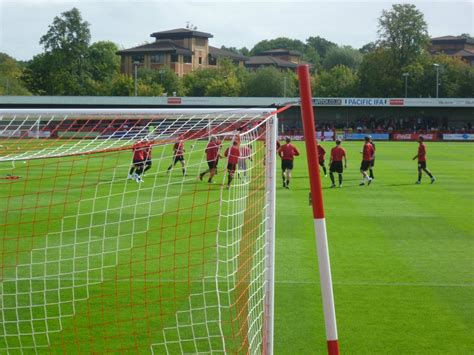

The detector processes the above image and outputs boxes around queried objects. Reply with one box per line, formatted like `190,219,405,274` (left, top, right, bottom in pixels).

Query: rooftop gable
150,28,213,40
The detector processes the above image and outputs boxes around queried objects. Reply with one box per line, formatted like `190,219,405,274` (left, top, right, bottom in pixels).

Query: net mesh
0,109,277,354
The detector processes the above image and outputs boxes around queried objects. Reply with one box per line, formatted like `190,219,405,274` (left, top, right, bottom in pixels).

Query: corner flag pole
297,64,340,355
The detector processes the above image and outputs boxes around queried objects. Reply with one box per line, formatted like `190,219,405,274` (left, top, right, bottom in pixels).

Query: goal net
0,108,278,354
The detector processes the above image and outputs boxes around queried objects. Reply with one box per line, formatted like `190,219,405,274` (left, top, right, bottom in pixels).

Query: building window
131,54,144,63
195,38,206,46
150,54,164,64
171,54,179,63
208,55,217,66
198,57,202,65
184,55,192,64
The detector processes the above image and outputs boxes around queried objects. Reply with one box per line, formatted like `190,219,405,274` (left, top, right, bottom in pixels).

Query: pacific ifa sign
392,133,439,141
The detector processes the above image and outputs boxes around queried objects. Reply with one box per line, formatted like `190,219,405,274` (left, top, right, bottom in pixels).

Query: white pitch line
2,277,472,288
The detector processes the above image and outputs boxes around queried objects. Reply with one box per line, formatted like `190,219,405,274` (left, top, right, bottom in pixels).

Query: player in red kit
238,144,252,180
129,138,153,183
359,136,374,186
329,139,347,188
199,136,221,183
368,135,376,179
224,140,240,189
167,140,187,176
277,137,300,189
413,136,436,184
317,143,327,177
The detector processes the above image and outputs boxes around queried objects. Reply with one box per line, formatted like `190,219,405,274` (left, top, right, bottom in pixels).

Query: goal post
0,108,278,354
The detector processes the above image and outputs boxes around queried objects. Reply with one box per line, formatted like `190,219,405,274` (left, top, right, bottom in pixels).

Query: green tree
313,65,358,97
86,41,120,82
0,53,31,95
419,55,474,98
108,74,134,96
183,68,221,96
250,37,320,65
40,7,90,55
245,67,297,97
377,4,429,69
23,7,91,95
358,48,401,97
306,36,337,60
250,38,307,56
323,45,363,71
359,42,377,54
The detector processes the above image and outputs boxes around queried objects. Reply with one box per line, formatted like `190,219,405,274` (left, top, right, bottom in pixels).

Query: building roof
150,28,213,40
208,46,249,61
245,56,299,68
258,49,302,57
431,35,474,45
453,49,474,58
117,40,192,56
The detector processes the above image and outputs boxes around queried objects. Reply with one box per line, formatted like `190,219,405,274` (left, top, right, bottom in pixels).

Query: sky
0,0,473,61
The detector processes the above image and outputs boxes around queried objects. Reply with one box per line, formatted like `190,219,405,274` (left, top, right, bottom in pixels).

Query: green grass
1,140,473,354
275,141,474,354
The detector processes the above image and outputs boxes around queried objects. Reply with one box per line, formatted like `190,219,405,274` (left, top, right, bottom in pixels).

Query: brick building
429,36,474,66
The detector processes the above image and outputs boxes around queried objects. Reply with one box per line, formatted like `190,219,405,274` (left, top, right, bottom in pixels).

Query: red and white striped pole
297,64,340,355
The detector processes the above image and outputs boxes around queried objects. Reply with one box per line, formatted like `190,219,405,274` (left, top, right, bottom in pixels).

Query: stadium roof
208,46,249,61
116,40,192,55
150,28,213,40
258,49,302,57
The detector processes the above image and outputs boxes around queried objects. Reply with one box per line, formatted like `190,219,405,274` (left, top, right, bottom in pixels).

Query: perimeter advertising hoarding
442,134,474,141
392,133,439,141
277,131,335,141
345,133,389,140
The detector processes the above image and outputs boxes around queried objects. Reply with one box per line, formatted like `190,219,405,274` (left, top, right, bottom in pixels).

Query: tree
24,7,92,95
40,7,90,55
250,38,307,56
0,53,31,95
313,65,358,97
245,67,297,97
358,48,401,97
182,68,221,96
87,41,120,82
250,37,321,66
323,46,363,71
377,4,429,69
359,42,377,54
306,36,337,60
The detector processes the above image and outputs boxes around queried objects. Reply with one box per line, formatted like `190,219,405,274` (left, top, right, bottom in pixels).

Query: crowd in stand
282,117,473,135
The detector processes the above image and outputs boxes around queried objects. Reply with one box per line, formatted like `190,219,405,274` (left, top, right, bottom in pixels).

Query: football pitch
1,140,473,354
275,141,473,354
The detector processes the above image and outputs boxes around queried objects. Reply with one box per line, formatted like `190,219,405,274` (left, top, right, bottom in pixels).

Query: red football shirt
206,141,220,161
362,142,374,161
317,145,326,162
418,143,426,162
174,141,184,156
132,142,146,161
330,146,346,162
278,143,300,161
225,146,240,165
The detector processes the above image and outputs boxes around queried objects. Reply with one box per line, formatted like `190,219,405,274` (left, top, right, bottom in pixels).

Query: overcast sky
0,0,472,61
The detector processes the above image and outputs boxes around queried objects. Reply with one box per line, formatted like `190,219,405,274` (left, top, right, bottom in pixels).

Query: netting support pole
263,114,277,355
297,65,340,355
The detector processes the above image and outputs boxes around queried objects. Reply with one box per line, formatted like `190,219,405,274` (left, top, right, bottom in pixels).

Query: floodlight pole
402,72,409,98
433,63,440,98
133,61,140,97
297,64,340,355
